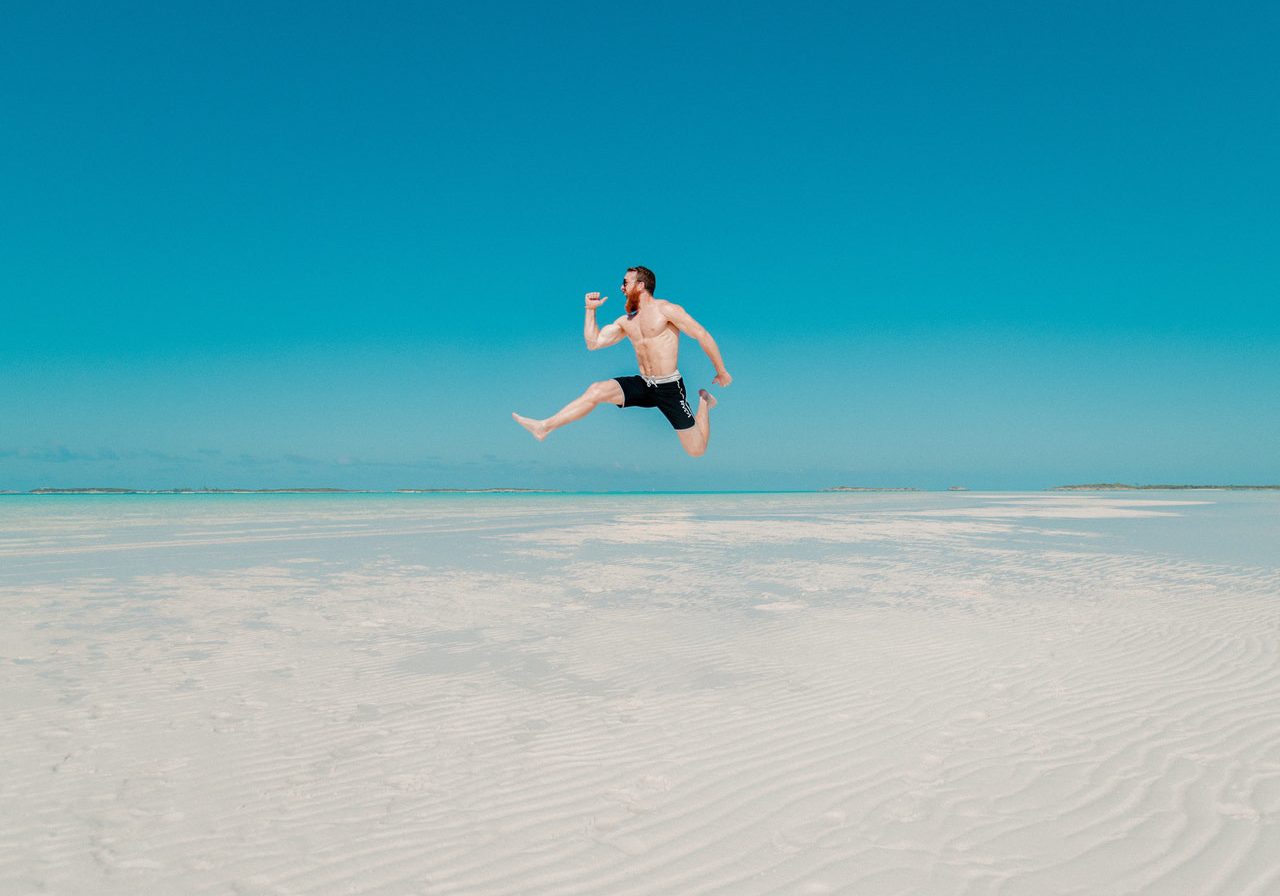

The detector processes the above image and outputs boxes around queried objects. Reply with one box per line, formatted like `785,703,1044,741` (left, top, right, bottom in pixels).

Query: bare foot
698,389,717,411
512,412,548,441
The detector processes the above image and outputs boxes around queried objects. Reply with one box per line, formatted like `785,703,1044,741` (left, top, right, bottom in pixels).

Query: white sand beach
2,492,1278,895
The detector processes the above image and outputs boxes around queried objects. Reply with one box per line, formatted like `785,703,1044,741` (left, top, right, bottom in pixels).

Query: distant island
395,488,559,494
825,486,919,492
1053,484,1280,491
17,487,561,495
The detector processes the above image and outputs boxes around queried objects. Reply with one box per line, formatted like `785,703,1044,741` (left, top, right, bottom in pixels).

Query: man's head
623,266,655,316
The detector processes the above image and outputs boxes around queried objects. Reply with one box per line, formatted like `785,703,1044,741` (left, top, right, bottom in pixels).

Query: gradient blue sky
3,0,1277,490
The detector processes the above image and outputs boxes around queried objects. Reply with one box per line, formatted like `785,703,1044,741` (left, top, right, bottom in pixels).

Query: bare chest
621,311,677,345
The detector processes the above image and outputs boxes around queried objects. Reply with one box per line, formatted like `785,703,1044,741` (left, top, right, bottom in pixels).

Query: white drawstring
641,370,681,387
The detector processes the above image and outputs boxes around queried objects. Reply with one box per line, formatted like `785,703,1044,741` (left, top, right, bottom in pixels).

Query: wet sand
3,492,1278,895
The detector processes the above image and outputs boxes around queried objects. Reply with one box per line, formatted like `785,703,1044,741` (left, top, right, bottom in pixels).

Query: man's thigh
675,424,705,454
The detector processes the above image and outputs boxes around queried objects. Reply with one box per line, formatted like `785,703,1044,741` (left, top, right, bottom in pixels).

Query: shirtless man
512,266,732,457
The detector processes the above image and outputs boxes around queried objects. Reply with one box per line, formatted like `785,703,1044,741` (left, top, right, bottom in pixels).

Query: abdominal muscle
627,322,680,377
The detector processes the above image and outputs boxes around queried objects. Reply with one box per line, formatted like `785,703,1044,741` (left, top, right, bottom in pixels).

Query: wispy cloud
3,444,457,471
334,454,447,469
0,444,132,463
226,453,281,468
2,445,297,467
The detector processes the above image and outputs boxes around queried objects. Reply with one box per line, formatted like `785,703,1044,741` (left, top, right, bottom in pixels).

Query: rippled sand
3,492,1278,895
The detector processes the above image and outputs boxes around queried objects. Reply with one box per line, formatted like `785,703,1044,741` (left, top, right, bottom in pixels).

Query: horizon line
4,484,1280,497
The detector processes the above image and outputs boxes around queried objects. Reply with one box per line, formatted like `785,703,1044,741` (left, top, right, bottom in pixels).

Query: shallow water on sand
4,489,1276,577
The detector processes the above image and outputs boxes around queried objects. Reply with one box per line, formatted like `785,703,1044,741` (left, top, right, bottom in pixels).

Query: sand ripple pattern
2,493,1278,895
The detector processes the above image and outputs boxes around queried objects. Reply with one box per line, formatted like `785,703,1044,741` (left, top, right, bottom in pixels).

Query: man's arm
662,302,732,386
583,293,627,351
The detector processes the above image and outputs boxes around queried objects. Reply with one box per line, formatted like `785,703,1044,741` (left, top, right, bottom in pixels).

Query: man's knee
681,436,706,458
586,380,619,404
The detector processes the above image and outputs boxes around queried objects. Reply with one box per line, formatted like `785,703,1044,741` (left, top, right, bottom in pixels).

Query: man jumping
512,266,732,457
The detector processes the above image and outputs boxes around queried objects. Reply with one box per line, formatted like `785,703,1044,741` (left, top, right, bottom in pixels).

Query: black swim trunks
614,373,696,431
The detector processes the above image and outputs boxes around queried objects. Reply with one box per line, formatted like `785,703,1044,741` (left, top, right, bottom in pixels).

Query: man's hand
713,371,733,387
585,292,608,309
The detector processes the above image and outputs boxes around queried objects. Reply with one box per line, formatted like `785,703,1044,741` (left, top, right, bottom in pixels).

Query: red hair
626,266,655,316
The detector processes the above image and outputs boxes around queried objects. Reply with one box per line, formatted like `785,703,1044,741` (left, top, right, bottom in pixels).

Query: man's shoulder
654,298,685,315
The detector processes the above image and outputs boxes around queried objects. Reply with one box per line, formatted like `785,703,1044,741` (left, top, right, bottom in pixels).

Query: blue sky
3,0,1277,490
